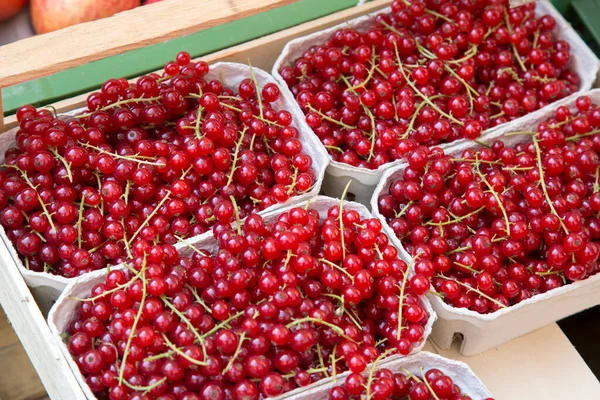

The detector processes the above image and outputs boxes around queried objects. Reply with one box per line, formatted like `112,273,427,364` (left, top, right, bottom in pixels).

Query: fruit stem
319,258,355,282
365,349,395,400
564,130,600,141
425,206,484,227
222,332,247,374
396,260,412,341
248,61,264,119
127,191,171,246
227,128,248,186
122,376,167,395
80,142,166,167
5,165,57,232
473,156,511,235
49,148,73,182
229,195,243,235
161,333,208,366
187,284,212,313
420,367,442,400
394,45,464,126
306,104,355,130
75,96,162,119
339,180,353,260
437,274,507,308
118,262,147,386
286,317,354,342
77,194,86,248
161,295,208,360
201,310,245,339
347,52,377,91
532,137,568,234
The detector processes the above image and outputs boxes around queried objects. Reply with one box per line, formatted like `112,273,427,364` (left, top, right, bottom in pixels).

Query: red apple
31,0,141,34
0,0,27,22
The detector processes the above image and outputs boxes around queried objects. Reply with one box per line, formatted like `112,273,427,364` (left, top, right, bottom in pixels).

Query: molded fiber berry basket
0,62,329,313
370,89,600,356
272,0,600,206
271,351,494,400
48,195,436,399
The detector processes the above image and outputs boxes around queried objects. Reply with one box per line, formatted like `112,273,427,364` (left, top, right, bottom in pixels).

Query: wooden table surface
2,304,598,400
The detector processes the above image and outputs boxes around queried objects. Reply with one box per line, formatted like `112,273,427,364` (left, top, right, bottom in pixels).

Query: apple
0,0,27,22
31,0,141,34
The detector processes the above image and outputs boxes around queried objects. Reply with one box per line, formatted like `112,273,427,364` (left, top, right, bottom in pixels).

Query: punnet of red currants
327,361,494,400
279,0,580,170
378,94,600,314
63,201,432,399
0,52,317,278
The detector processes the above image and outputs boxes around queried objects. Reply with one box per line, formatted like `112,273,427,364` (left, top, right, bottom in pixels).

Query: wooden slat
0,308,47,400
1,0,393,132
424,323,600,400
0,0,296,89
0,236,85,399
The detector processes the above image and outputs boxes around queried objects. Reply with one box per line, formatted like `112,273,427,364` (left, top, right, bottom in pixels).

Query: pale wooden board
0,236,85,399
424,323,600,400
0,307,48,400
0,0,296,89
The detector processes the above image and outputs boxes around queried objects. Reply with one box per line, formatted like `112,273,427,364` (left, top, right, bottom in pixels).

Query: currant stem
248,61,264,119
118,262,147,386
229,195,242,235
394,45,464,126
161,333,208,366
222,332,247,374
161,295,208,360
306,104,355,130
437,274,507,308
49,148,73,182
80,142,166,167
122,376,167,395
227,128,247,186
473,156,511,234
77,194,86,248
11,167,57,231
396,260,412,341
339,180,353,260
319,258,354,282
75,96,162,119
532,137,568,234
127,191,171,246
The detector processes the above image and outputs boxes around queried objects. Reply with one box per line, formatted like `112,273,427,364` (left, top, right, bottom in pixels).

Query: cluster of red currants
279,0,579,170
329,364,494,400
378,95,600,314
0,52,315,277
65,203,430,399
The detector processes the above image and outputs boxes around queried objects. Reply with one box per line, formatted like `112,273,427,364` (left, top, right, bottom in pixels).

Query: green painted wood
3,0,358,115
571,0,600,54
551,0,571,14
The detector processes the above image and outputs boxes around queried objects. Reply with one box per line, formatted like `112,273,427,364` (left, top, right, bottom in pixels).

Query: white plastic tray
272,0,599,205
371,89,600,355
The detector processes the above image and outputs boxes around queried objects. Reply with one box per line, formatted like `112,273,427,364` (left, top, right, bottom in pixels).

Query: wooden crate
0,1,599,399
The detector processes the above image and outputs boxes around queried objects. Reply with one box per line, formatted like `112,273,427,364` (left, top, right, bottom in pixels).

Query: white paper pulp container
48,195,436,399
271,351,494,400
272,0,599,206
0,62,329,311
371,89,600,356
